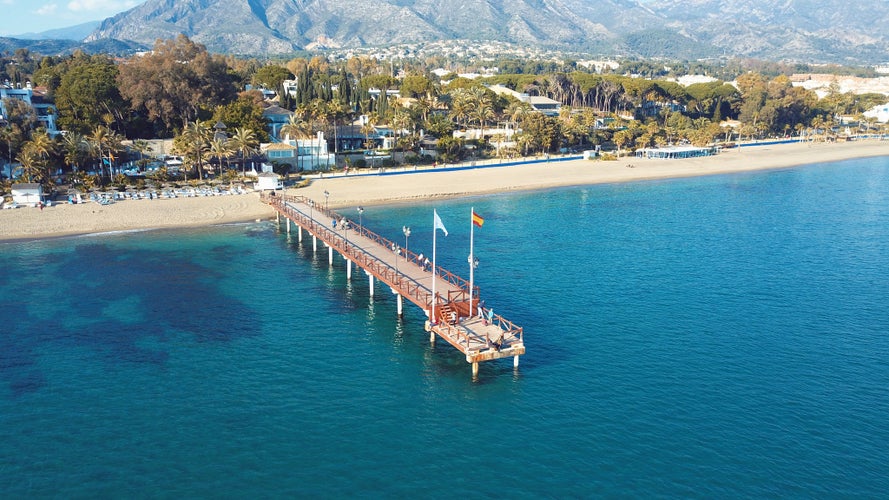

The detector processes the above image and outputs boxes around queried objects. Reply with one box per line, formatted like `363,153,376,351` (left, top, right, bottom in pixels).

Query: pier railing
266,193,524,342
262,192,525,373
271,194,474,292
266,194,437,309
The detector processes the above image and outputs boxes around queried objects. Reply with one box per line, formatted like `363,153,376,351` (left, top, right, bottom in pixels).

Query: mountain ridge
65,0,889,63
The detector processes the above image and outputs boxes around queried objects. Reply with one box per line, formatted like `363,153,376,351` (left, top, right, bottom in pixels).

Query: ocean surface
3,156,889,497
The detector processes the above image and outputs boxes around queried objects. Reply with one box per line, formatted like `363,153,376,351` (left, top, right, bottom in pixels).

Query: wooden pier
262,193,525,376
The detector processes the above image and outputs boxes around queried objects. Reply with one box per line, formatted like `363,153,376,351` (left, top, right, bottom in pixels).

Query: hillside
0,37,146,56
71,0,889,63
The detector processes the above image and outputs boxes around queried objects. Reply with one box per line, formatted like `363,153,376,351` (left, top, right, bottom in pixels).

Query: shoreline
0,193,277,243
2,139,888,242
296,139,889,209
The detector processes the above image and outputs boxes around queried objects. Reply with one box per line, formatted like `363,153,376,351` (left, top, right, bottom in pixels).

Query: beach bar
262,192,525,377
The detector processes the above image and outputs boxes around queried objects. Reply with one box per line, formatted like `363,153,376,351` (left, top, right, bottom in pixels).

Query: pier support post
514,355,519,368
276,212,279,224
286,218,290,233
347,259,352,280
472,362,479,377
298,226,302,242
328,245,334,266
313,235,317,252
366,271,374,297
430,331,436,344
391,288,403,316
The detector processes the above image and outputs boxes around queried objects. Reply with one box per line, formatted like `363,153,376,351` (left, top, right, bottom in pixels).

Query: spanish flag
472,211,484,227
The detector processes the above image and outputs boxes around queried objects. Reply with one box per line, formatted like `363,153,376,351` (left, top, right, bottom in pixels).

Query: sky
0,0,139,36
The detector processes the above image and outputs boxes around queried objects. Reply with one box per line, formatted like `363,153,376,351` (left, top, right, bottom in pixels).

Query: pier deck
263,193,525,373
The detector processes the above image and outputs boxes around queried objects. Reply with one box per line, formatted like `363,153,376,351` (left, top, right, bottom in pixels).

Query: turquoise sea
2,156,889,497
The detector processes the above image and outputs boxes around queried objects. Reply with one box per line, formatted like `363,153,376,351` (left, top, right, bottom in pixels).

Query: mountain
13,21,101,41
647,0,889,64
80,0,889,63
0,37,147,56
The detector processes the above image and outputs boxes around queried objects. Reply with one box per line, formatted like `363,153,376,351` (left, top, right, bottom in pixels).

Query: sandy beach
2,139,888,241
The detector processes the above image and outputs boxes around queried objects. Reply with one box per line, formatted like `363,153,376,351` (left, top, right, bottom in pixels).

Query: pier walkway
263,193,525,376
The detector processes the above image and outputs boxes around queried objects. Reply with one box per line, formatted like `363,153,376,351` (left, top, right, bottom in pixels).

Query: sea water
2,156,889,497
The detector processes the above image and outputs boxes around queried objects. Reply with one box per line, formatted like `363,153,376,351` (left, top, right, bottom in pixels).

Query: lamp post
324,190,329,211
402,225,411,258
357,206,364,228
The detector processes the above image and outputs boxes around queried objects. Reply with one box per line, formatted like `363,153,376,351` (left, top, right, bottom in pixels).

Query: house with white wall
0,82,59,135
864,103,889,123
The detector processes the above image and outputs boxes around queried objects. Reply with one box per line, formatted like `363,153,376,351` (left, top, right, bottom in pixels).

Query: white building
262,131,335,171
0,82,59,135
487,84,561,116
863,103,889,123
253,172,283,191
10,183,44,206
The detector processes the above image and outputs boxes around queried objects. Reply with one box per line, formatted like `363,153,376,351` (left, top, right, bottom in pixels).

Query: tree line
2,34,888,192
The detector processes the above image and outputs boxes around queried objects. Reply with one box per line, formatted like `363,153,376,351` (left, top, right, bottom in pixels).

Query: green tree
400,74,435,98
212,91,270,142
228,127,258,174
62,132,89,172
208,138,232,174
53,55,125,134
280,114,312,142
253,65,293,91
117,35,236,133
175,121,211,181
88,125,123,179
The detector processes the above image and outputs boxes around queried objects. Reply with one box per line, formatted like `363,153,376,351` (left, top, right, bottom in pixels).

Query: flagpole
469,206,475,317
431,210,437,323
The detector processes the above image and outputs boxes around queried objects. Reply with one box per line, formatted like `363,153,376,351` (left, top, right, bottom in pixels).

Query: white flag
434,209,448,236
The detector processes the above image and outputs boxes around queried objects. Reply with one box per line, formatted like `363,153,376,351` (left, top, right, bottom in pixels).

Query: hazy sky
0,0,138,36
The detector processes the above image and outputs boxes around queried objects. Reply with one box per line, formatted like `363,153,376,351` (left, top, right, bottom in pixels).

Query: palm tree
208,138,232,175
131,139,152,169
228,127,258,175
17,146,43,183
515,133,536,158
360,113,380,165
62,133,89,173
472,101,495,147
280,115,312,170
28,131,56,167
0,125,16,179
280,114,312,142
414,94,436,124
507,101,533,131
88,125,122,180
449,88,472,130
180,121,211,181
613,129,633,157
